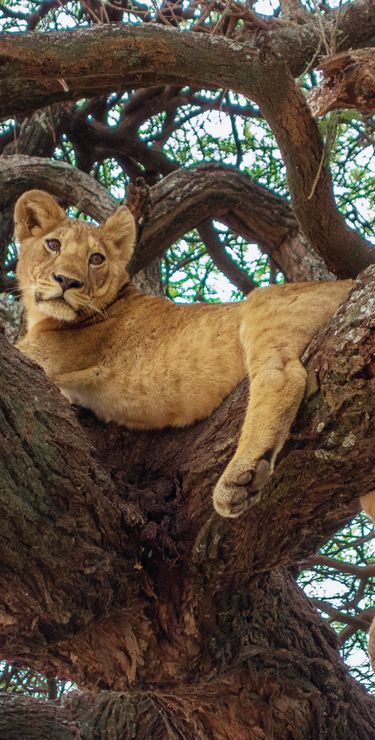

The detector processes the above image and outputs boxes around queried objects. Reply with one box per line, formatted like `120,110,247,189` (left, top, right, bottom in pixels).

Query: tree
0,1,374,737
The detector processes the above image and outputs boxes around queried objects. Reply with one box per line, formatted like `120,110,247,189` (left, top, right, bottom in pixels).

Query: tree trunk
1,568,374,739
0,266,374,736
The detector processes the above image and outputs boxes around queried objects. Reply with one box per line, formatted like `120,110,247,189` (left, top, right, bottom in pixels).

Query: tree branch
197,219,256,294
300,554,375,578
0,24,372,276
0,155,332,283
0,694,80,740
310,599,375,633
239,0,375,76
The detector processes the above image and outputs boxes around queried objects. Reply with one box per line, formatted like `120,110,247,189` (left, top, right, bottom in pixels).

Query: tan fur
14,190,374,521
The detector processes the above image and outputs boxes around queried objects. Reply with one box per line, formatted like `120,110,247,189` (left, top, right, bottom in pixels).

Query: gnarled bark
308,48,375,117
1,569,374,740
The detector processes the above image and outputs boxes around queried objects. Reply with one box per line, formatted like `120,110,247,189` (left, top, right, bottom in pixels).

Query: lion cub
15,190,355,518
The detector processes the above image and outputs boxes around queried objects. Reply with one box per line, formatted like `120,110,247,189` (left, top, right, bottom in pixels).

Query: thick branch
0,25,272,115
0,25,373,276
0,155,331,283
0,694,80,740
250,58,375,278
1,2,374,102
136,163,333,281
0,154,114,221
0,572,374,740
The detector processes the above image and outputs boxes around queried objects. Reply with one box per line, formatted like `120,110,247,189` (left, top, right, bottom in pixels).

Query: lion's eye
46,239,61,253
89,252,105,266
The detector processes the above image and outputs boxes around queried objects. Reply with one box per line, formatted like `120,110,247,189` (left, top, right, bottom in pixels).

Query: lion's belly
61,351,245,430
61,381,139,426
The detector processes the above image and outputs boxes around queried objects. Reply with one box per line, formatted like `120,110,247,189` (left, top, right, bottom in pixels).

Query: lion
14,189,375,525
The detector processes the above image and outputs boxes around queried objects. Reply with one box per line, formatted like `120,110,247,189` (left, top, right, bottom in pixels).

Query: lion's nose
53,273,83,292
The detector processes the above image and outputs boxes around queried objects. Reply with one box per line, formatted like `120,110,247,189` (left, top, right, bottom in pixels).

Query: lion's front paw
213,458,271,518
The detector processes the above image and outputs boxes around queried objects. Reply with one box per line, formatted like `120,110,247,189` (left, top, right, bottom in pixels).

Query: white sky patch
253,0,280,15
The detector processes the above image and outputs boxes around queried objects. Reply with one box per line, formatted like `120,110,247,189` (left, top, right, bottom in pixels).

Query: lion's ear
14,190,66,242
99,206,136,264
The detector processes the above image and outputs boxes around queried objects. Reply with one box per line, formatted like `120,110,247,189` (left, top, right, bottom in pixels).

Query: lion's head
15,190,136,326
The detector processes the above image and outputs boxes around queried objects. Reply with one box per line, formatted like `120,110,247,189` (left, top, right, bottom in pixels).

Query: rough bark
0,25,281,114
0,694,80,740
2,0,375,102
0,25,373,277
0,328,138,656
0,268,374,736
1,570,375,739
0,293,22,343
308,48,375,117
0,155,332,283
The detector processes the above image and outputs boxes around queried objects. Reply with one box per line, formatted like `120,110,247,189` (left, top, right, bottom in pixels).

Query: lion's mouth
35,291,64,304
35,292,76,310
33,290,79,321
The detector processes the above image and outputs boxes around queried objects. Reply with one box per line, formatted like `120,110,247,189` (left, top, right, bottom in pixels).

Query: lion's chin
37,298,78,322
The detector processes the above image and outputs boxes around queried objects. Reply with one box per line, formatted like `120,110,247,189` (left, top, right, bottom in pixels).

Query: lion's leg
213,281,352,519
213,350,307,518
